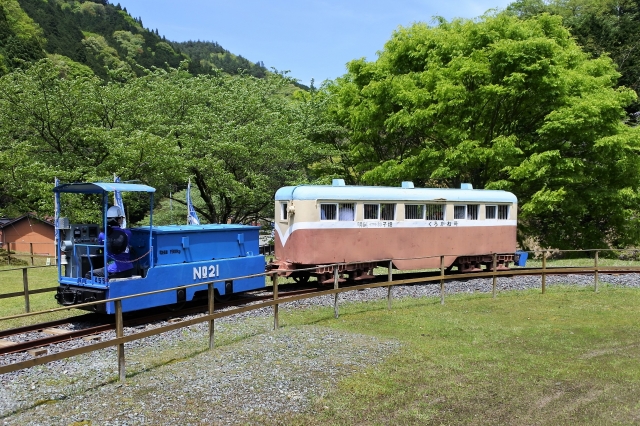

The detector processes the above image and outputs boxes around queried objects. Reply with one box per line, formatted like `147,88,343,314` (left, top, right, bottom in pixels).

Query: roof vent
401,181,414,188
461,183,473,190
332,179,345,186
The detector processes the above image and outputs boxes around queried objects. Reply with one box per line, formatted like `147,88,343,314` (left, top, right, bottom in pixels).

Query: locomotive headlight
287,205,295,214
61,240,73,251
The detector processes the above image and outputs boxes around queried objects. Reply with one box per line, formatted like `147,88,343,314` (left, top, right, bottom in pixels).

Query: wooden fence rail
1,242,57,267
0,265,58,313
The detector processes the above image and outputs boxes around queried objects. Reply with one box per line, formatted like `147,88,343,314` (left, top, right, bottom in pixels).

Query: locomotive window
485,205,497,219
281,202,288,221
467,204,479,220
339,203,355,221
364,204,379,220
454,205,466,220
405,204,425,220
498,205,509,220
425,204,445,221
320,203,337,220
381,204,396,221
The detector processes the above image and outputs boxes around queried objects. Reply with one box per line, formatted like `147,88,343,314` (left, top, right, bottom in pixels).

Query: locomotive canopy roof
53,182,156,194
275,184,517,203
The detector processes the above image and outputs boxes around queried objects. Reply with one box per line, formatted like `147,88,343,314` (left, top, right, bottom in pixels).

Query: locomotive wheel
167,302,186,312
214,290,232,303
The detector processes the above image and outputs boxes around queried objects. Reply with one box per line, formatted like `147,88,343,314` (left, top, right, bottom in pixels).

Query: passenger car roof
275,185,517,203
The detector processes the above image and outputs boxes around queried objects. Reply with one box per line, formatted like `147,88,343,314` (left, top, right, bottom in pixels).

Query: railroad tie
28,348,47,357
41,328,72,336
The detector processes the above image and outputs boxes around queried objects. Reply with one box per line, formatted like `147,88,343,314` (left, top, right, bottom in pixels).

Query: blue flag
187,179,200,225
54,177,60,245
114,175,127,228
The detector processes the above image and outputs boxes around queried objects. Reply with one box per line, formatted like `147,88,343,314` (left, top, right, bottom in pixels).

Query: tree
325,12,640,249
0,59,176,222
507,0,640,121
0,59,107,219
128,66,329,224
0,59,330,225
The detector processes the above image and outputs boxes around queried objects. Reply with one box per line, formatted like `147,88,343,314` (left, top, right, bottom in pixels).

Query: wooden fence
1,242,57,267
1,249,639,378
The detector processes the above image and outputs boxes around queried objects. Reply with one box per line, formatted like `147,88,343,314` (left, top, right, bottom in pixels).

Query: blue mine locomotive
53,182,265,314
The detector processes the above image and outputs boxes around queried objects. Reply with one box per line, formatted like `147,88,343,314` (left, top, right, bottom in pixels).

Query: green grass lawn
269,285,640,425
0,266,84,328
2,261,640,424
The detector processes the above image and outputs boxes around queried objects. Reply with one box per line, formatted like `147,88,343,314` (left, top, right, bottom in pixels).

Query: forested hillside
0,0,267,79
173,40,266,78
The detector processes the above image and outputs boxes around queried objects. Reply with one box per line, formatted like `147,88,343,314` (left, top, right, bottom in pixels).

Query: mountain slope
0,0,268,79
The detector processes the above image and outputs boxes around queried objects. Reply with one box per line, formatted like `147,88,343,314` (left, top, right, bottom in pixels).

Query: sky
119,0,514,87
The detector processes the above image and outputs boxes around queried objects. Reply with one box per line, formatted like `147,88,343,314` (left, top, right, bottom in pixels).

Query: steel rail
0,313,101,338
0,288,322,356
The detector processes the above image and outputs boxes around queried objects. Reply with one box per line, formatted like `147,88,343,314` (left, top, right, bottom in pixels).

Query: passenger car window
425,204,445,221
364,204,379,220
320,203,337,220
405,204,424,220
338,203,355,221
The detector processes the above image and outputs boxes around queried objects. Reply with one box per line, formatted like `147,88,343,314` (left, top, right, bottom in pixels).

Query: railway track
0,286,322,356
2,266,637,357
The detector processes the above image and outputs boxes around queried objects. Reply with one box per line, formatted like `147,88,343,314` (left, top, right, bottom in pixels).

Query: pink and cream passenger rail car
270,180,521,283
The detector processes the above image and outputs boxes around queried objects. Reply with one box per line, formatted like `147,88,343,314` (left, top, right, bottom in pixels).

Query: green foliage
0,248,28,266
0,0,45,74
0,59,331,224
124,66,329,223
173,40,268,78
112,30,143,60
47,52,93,78
0,59,111,220
507,0,640,120
1,0,277,83
138,188,206,226
11,0,185,79
325,13,640,249
82,32,129,76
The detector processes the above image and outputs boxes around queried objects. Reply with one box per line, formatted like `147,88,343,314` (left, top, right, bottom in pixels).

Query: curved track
2,265,637,356
0,287,321,356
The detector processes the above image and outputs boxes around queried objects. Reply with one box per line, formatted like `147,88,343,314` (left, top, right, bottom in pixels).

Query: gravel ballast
1,273,638,425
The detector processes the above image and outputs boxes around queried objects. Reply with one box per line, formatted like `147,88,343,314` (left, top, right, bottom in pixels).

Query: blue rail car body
53,183,265,314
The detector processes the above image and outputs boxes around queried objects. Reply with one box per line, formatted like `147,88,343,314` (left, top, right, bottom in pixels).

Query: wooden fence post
208,283,215,350
440,255,445,305
29,243,34,266
22,268,30,313
272,273,279,329
115,299,125,381
541,251,547,294
594,250,599,293
492,253,497,299
387,260,393,310
334,265,339,319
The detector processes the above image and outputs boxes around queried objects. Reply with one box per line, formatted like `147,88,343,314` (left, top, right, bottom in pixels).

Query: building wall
2,219,55,255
